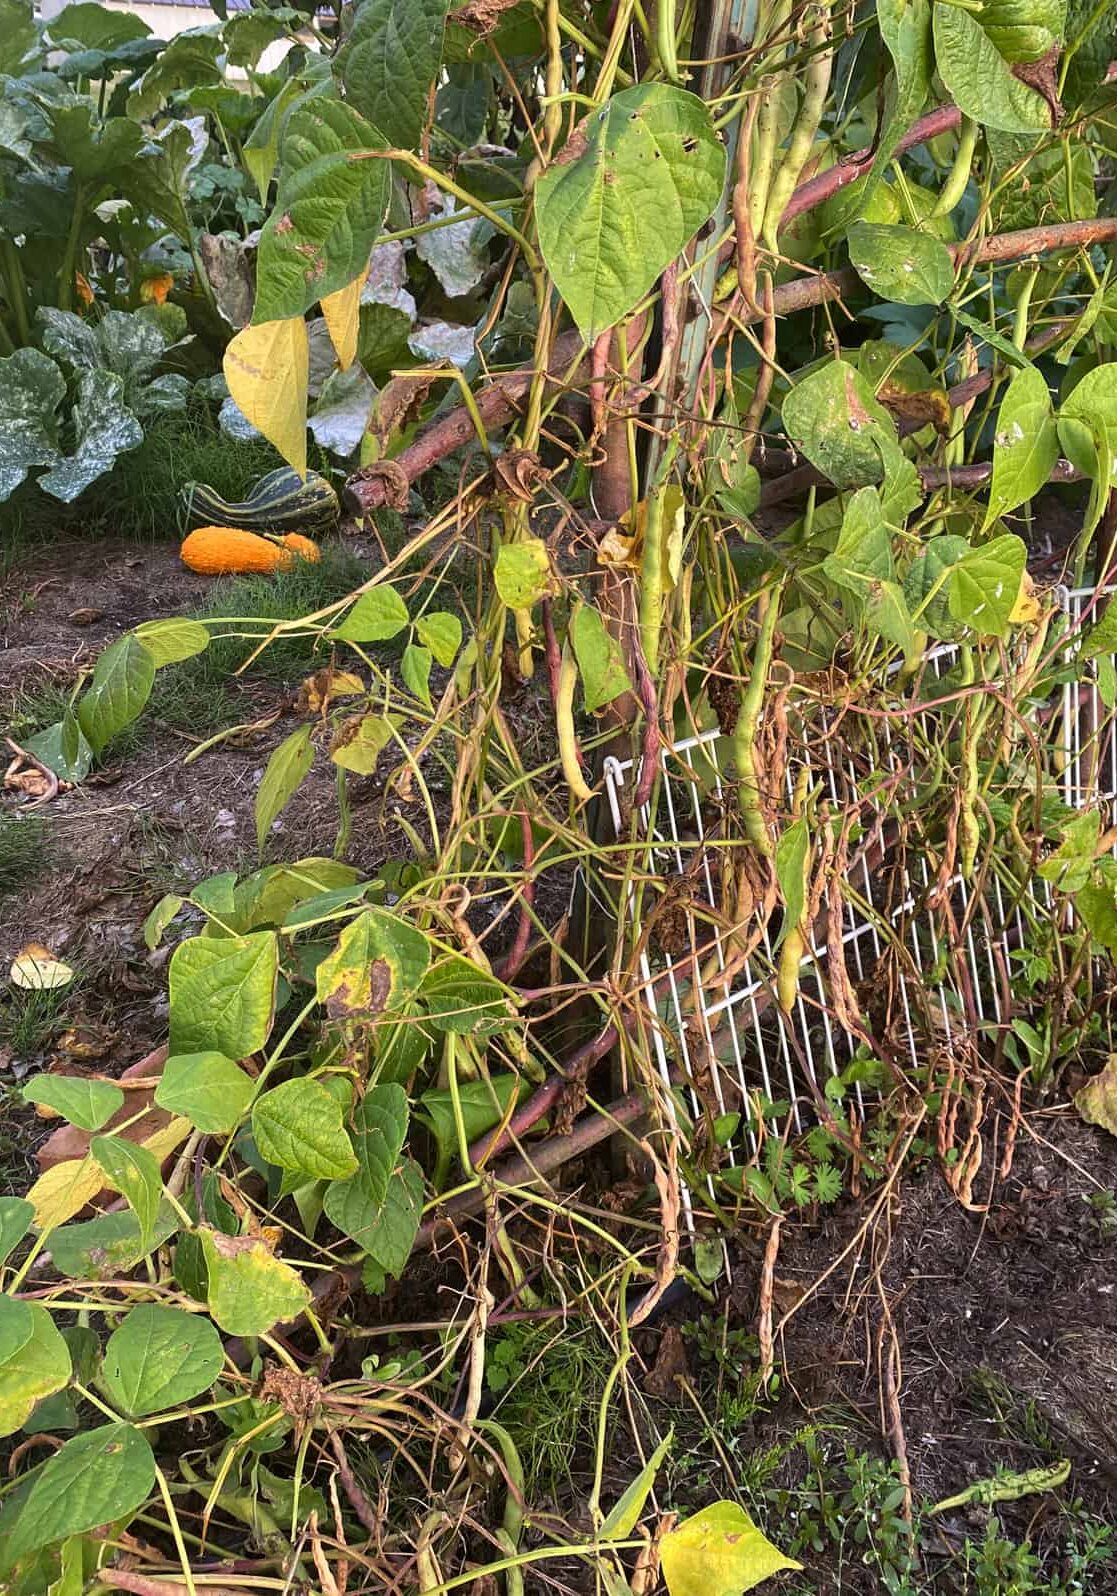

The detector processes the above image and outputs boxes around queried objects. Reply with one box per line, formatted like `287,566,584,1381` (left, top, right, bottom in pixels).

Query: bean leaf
0,1304,71,1438
256,724,314,852
91,1137,162,1250
339,0,453,150
570,604,632,713
200,1229,311,1336
415,611,462,666
334,586,410,643
847,222,954,306
253,1077,358,1179
100,1304,224,1417
22,1075,124,1132
76,634,155,755
6,1424,155,1558
985,365,1057,527
782,361,898,490
494,539,554,608
947,533,1028,637
133,618,210,666
660,1500,801,1596
536,84,725,340
0,1197,34,1267
169,931,278,1058
315,908,432,1016
154,1052,255,1134
255,99,392,322
401,642,433,709
932,4,1051,132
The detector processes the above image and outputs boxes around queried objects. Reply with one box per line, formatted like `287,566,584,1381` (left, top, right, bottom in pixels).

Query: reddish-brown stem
345,123,1105,520
468,1018,622,1169
741,271,777,464
540,597,563,706
589,327,611,435
732,95,760,315
759,455,1083,509
648,259,684,395
345,328,585,515
100,1575,207,1596
433,1079,650,1245
778,104,963,229
592,321,644,523
327,1430,379,1537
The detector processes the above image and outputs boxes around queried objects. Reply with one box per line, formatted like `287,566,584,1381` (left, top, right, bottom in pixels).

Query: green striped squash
181,468,340,534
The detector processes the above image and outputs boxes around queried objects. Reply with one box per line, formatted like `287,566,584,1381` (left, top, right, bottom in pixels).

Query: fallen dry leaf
57,1023,117,1062
644,1324,689,1398
1075,1056,1117,1138
10,944,74,991
3,767,57,800
296,668,364,716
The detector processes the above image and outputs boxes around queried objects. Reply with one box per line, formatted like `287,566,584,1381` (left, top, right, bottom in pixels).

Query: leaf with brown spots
254,100,392,323
535,83,725,339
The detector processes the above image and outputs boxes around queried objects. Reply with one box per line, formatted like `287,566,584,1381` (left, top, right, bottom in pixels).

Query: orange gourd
180,526,321,576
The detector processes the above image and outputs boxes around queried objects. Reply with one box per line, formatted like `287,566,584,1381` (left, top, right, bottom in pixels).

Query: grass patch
487,1320,612,1494
193,545,370,676
7,547,370,755
83,408,286,542
0,975,84,1059
146,545,369,736
0,402,334,555
3,549,367,772
0,812,50,897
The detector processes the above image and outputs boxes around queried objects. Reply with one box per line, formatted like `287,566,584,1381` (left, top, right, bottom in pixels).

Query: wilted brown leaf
1076,1057,1117,1137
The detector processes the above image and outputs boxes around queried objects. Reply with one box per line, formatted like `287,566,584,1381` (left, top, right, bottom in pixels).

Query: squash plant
0,0,318,505
4,0,1117,1591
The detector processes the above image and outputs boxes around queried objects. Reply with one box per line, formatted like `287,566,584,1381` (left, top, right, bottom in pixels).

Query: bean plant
4,0,1117,1592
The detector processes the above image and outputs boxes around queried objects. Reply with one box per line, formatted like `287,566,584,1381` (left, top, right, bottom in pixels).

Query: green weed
0,976,82,1059
487,1320,613,1493
0,811,50,896
746,1427,1114,1595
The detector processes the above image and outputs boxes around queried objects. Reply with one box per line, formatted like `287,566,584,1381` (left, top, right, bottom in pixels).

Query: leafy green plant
4,0,1117,1591
0,308,192,504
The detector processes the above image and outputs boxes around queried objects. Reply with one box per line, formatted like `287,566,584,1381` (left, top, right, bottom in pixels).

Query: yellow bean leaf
25,1158,104,1230
26,1118,191,1230
224,317,309,477
1010,569,1041,625
320,274,363,371
661,1501,801,1596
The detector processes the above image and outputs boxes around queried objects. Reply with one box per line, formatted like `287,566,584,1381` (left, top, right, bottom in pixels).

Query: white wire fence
603,585,1115,1221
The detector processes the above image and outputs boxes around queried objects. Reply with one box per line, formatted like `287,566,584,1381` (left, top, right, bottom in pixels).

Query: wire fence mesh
604,586,1117,1230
